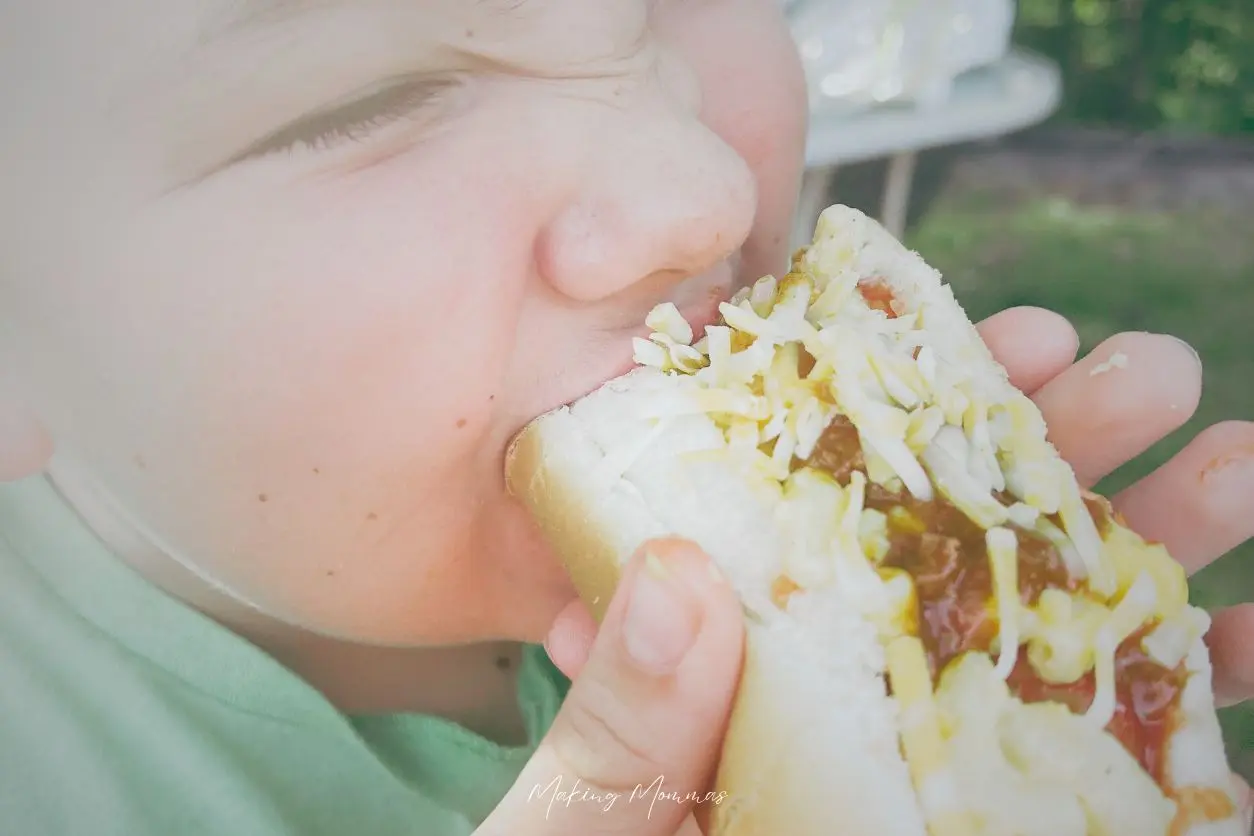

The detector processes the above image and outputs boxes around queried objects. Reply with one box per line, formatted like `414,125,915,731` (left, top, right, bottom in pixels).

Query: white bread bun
506,205,1244,835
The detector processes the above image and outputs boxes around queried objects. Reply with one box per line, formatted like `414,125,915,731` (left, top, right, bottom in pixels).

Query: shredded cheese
1058,479,1114,597
618,206,1208,835
887,636,981,836
875,569,920,640
1087,630,1120,730
859,508,891,562
777,469,842,589
1142,607,1210,670
645,302,694,345
632,336,669,369
988,527,1021,680
920,427,1008,528
1022,592,1106,684
1102,525,1189,621
1086,572,1160,728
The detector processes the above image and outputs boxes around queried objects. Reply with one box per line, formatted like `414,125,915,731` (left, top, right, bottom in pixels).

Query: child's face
0,0,806,646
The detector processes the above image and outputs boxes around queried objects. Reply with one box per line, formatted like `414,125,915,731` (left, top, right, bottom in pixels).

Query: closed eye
234,76,460,161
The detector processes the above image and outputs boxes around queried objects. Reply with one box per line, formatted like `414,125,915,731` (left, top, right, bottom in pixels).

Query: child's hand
477,539,743,836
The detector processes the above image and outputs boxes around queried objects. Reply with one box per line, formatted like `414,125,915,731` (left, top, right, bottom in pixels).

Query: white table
793,48,1063,247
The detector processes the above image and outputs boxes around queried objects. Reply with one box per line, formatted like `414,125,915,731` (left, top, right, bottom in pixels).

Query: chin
490,579,579,646
476,504,582,644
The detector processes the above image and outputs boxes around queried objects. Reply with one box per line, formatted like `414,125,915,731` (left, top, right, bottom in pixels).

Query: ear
0,366,53,481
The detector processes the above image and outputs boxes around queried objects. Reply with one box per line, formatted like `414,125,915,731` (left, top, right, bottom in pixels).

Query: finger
1112,420,1254,575
1029,332,1202,487
975,306,1080,394
482,538,744,835
544,600,598,681
1226,772,1253,834
1205,604,1254,708
676,814,705,836
1234,773,1254,834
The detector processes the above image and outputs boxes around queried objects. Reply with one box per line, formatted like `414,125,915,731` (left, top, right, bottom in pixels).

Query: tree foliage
1013,0,1252,134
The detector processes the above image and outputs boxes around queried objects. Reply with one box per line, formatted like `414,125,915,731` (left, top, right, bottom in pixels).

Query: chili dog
506,205,1244,836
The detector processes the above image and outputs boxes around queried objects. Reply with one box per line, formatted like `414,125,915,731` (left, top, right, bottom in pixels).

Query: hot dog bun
506,205,1245,836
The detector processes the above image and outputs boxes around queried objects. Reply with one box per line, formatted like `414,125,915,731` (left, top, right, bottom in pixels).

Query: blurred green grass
905,194,1254,779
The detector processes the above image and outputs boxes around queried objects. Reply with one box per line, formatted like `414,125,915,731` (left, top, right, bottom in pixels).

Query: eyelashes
240,77,461,160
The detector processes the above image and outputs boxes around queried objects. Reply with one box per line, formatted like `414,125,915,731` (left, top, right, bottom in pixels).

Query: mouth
600,259,738,381
519,256,746,427
667,256,741,339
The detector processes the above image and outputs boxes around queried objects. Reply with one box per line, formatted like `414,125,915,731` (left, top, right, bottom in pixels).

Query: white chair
786,0,1062,244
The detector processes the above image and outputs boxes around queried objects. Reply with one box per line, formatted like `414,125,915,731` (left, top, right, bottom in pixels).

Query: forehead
1,0,645,163
7,0,642,74
199,0,657,53
179,0,649,84
207,0,540,37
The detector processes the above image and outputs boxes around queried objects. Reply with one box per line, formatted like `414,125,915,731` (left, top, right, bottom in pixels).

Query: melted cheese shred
1085,572,1160,729
987,527,1020,681
887,637,981,836
623,206,1223,835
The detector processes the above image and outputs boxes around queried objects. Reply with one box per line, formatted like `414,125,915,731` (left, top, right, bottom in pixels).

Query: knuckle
550,677,666,795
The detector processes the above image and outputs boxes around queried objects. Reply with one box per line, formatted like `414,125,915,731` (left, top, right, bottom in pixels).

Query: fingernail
621,550,702,674
1169,335,1202,371
707,559,726,583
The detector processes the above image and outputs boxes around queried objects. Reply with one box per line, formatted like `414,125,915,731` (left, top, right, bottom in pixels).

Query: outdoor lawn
905,192,1254,778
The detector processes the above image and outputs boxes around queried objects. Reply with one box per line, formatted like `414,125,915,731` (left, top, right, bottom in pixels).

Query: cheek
30,151,544,579
42,163,566,639
165,152,537,423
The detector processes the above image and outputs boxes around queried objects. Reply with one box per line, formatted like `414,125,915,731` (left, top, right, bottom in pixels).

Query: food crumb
1090,351,1129,377
1199,447,1254,484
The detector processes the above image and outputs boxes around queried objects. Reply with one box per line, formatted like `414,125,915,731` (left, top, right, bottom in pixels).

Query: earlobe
0,391,53,482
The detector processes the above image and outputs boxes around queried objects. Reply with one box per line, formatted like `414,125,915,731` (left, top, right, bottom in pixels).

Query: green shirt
0,475,570,835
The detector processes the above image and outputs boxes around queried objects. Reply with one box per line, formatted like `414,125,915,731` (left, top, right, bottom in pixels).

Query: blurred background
787,0,1253,782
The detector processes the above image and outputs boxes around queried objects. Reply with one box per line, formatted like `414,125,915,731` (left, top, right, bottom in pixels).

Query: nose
536,90,758,303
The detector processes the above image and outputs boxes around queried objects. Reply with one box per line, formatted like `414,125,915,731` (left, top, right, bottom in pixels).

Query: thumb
478,538,744,835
